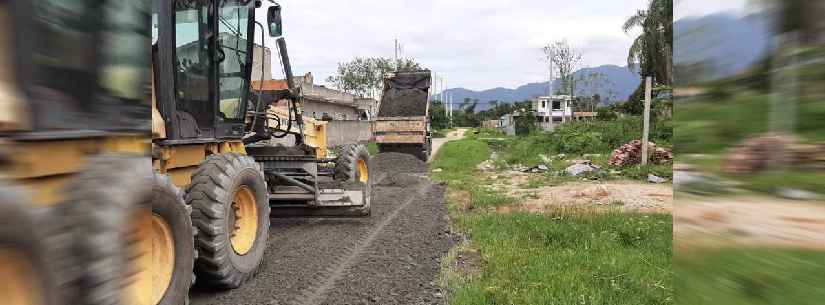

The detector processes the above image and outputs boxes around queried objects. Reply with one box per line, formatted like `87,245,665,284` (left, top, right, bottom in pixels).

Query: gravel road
191,153,453,305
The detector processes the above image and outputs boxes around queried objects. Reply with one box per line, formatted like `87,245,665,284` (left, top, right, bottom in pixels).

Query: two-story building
533,95,574,130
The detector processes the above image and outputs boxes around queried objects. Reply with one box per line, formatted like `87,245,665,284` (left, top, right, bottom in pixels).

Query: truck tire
187,153,269,289
424,138,433,161
0,185,64,305
64,155,195,305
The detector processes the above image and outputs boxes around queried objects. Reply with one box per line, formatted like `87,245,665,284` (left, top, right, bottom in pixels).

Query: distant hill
437,65,640,111
674,13,771,82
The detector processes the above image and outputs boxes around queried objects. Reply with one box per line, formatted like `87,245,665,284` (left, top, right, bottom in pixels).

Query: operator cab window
217,0,252,122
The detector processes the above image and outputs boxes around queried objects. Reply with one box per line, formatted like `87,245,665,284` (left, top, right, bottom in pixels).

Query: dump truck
374,71,433,161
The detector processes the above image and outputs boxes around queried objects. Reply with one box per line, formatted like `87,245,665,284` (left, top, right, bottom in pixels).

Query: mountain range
674,12,771,82
436,65,641,111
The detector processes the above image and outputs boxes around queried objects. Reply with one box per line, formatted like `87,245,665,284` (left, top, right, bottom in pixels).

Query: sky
255,0,650,91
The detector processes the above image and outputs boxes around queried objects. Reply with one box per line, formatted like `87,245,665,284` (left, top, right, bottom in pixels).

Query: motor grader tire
186,153,269,289
0,186,63,305
64,156,195,305
334,144,370,182
334,144,371,211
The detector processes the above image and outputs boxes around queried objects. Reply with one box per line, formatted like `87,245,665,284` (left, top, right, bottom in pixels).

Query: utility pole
641,77,652,166
448,92,454,127
394,38,399,71
441,76,447,114
547,53,554,97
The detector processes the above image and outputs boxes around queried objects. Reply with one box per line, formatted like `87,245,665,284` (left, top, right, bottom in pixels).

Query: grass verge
675,248,825,305
433,134,673,305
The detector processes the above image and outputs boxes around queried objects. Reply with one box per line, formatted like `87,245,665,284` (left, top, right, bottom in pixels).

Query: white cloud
256,0,647,90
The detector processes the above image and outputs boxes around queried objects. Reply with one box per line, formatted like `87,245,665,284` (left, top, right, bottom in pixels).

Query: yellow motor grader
0,1,158,305
151,0,371,304
0,1,369,305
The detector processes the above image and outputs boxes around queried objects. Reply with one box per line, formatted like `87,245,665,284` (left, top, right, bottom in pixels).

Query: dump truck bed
375,71,431,145
374,116,428,144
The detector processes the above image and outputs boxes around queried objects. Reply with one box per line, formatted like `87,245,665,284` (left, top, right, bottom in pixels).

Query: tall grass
501,116,672,166
674,93,825,154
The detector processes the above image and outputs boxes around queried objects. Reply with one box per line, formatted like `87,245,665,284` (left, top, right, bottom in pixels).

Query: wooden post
641,77,652,165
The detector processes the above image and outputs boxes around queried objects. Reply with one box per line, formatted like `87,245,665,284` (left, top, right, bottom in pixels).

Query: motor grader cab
151,0,371,302
0,2,158,305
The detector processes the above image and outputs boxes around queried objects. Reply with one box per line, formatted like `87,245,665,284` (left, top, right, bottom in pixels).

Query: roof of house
251,80,290,91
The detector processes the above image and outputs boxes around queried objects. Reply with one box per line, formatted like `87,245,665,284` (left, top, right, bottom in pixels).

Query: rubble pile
608,140,673,167
722,134,825,174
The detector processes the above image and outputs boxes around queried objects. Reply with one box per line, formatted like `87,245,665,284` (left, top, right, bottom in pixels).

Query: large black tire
64,156,195,305
186,153,269,289
334,144,370,182
334,144,372,211
0,185,64,305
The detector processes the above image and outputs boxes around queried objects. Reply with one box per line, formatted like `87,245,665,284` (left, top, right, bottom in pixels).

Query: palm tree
623,0,673,85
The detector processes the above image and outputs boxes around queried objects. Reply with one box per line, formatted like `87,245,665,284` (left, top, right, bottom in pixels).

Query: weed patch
675,248,825,305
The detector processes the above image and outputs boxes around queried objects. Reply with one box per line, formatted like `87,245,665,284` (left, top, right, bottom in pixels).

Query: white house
533,95,575,130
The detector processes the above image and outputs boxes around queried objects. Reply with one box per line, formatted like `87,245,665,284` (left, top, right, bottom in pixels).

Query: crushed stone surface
191,153,453,305
371,152,429,175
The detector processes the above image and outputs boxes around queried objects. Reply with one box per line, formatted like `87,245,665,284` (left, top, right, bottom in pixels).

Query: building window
552,101,561,110
541,100,546,108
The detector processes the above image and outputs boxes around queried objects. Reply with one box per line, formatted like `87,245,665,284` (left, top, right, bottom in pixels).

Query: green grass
675,249,825,305
674,93,825,154
482,130,672,182
431,136,514,211
432,134,673,305
366,142,379,155
448,212,673,305
681,154,825,196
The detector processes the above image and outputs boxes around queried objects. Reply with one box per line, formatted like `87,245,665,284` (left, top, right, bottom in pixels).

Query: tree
428,100,450,130
623,0,673,85
541,39,583,96
325,57,423,98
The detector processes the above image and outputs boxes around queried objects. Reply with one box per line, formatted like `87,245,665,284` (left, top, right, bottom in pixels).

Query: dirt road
675,194,825,249
191,153,453,305
429,128,467,162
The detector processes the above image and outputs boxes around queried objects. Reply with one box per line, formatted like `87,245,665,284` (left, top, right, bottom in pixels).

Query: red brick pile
722,134,825,174
608,140,673,167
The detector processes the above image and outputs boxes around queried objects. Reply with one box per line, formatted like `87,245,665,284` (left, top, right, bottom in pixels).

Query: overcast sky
255,0,654,91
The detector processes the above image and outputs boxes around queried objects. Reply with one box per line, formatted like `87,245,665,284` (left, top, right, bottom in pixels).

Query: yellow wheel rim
357,159,369,183
230,186,258,255
0,248,43,305
127,209,175,305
